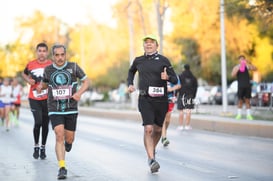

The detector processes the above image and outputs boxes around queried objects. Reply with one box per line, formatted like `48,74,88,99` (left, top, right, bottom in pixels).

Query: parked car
79,90,104,106
227,81,272,106
251,82,273,106
227,91,238,105
108,89,120,102
226,81,236,105
195,86,211,104
208,86,222,105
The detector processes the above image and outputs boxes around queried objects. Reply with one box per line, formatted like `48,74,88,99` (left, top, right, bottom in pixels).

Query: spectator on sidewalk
231,55,257,120
177,64,198,130
118,80,127,103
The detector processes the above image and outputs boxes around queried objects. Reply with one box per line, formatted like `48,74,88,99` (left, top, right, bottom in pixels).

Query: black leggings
29,99,49,146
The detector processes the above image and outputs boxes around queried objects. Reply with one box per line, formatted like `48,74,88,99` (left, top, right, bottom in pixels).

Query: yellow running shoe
247,115,254,120
235,114,242,120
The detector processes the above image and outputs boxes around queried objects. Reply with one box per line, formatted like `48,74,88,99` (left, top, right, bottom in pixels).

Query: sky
0,0,118,44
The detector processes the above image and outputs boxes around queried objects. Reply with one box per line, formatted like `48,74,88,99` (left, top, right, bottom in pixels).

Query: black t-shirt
43,61,87,115
237,68,251,88
178,70,198,98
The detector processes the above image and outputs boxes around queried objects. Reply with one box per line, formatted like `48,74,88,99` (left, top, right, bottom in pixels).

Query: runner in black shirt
37,44,89,179
127,34,178,173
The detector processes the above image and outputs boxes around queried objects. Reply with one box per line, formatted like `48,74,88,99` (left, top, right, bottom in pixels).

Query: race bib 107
52,86,72,100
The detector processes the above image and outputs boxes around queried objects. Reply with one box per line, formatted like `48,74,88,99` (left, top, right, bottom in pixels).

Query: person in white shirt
11,77,23,125
0,77,13,131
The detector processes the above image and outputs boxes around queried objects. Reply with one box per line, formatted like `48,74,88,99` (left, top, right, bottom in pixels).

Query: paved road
1,108,273,181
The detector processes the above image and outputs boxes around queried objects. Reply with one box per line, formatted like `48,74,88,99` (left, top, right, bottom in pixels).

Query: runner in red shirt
22,42,52,160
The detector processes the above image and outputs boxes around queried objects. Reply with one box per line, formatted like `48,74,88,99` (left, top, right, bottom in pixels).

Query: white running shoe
184,125,192,130
177,126,184,130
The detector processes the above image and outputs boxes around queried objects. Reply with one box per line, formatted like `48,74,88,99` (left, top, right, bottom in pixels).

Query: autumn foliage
0,0,272,88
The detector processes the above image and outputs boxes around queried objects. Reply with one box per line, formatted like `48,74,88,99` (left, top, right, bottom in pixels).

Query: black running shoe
149,159,160,173
40,146,46,159
65,142,72,152
33,147,40,159
57,167,67,180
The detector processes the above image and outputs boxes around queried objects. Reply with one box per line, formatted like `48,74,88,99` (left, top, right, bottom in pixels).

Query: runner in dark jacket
127,34,177,173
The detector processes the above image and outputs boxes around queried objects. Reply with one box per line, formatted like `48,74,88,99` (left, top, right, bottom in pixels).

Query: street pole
220,0,228,113
127,1,137,109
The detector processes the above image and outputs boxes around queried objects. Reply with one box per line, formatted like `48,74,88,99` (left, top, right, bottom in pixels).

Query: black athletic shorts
50,114,78,131
177,94,195,110
138,96,168,127
237,87,251,99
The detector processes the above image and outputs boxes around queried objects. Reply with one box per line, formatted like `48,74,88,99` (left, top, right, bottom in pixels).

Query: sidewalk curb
79,107,273,139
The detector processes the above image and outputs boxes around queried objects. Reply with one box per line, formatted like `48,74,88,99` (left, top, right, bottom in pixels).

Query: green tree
2,0,273,86
93,59,130,89
169,0,273,83
174,38,201,77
